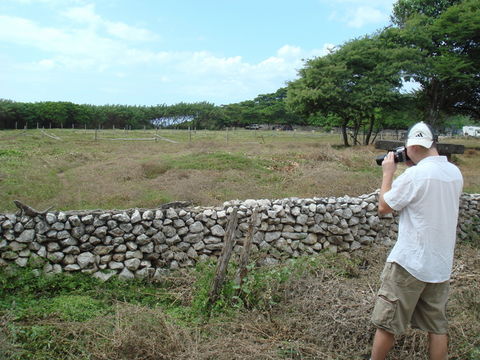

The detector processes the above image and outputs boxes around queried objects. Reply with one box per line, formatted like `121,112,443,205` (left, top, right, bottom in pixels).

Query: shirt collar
416,155,447,165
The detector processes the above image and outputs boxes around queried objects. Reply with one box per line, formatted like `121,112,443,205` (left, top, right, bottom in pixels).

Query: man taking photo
370,122,463,360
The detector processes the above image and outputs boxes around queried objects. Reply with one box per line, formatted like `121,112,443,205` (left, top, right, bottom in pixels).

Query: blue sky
0,0,396,106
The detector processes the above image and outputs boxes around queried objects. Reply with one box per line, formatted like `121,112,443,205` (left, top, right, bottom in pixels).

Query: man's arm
378,152,396,215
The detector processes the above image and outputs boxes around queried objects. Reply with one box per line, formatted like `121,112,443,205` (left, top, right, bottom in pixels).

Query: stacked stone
457,193,480,241
223,193,397,266
0,192,478,281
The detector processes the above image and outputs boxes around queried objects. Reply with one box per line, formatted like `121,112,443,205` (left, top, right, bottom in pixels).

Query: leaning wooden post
207,208,238,310
234,207,259,291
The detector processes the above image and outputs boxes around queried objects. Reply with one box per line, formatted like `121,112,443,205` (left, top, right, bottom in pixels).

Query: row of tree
0,100,223,130
0,89,300,131
1,0,478,145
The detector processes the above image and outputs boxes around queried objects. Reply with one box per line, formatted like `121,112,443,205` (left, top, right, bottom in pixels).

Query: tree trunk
341,122,350,146
365,114,375,145
426,78,445,127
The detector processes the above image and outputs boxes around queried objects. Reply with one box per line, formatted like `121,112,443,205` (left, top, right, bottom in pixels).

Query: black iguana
13,200,53,217
159,201,192,209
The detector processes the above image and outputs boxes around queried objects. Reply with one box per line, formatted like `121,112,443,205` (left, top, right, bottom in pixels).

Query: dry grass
162,244,476,360
78,304,191,360
1,129,478,212
3,243,476,360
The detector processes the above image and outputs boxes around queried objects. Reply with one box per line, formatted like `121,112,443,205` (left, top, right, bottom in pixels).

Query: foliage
286,0,480,139
0,90,304,131
0,100,226,131
188,252,362,321
443,115,477,133
0,242,478,359
286,35,409,146
390,0,463,27
386,0,480,125
221,88,304,128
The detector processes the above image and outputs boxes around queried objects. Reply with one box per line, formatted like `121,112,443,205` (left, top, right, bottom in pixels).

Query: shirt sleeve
383,170,417,211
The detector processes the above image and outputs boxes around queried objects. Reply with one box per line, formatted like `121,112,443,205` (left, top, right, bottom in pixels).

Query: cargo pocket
371,289,398,330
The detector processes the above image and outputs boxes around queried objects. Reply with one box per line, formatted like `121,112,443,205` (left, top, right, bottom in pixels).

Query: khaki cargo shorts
371,262,450,335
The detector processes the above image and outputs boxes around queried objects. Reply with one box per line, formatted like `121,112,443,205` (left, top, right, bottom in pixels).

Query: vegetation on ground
0,242,478,360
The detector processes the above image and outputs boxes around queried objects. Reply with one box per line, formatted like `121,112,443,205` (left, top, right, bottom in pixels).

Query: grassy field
0,128,479,213
0,128,479,359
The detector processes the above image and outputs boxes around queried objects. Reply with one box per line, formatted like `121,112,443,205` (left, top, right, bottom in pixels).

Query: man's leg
428,333,448,360
371,328,395,360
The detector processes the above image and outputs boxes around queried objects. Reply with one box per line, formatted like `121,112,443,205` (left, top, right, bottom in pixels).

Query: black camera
375,146,410,166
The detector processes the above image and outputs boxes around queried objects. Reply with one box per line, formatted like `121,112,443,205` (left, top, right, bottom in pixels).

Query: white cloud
0,12,326,77
37,59,55,69
322,0,394,28
0,15,71,52
61,3,157,42
347,6,387,28
61,3,101,24
277,45,302,58
0,13,157,70
0,5,336,104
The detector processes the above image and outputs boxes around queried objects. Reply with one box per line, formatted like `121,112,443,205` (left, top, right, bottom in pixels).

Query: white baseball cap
406,121,434,148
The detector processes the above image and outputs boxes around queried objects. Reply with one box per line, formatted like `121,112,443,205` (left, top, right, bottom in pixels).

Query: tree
387,0,480,125
287,36,406,146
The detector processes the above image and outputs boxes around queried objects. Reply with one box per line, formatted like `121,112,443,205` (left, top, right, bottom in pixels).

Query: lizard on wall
13,200,53,217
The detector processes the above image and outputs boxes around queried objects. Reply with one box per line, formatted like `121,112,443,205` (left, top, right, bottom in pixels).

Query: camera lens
375,155,386,165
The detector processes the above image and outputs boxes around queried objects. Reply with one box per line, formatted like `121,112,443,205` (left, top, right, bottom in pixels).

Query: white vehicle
462,126,480,137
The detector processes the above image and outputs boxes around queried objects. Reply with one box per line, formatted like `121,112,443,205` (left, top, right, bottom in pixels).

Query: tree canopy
286,35,410,145
386,0,480,124
286,0,479,144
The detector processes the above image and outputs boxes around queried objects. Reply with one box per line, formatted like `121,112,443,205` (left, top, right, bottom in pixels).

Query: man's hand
379,152,396,215
382,151,397,176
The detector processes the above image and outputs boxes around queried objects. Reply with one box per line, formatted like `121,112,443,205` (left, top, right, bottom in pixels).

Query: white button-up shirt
383,156,463,282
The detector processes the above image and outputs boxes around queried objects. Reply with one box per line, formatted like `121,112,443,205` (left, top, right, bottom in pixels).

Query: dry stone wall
0,192,478,281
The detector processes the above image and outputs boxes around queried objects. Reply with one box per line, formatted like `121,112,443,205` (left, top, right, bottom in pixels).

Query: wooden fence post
234,207,259,290
208,208,238,310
